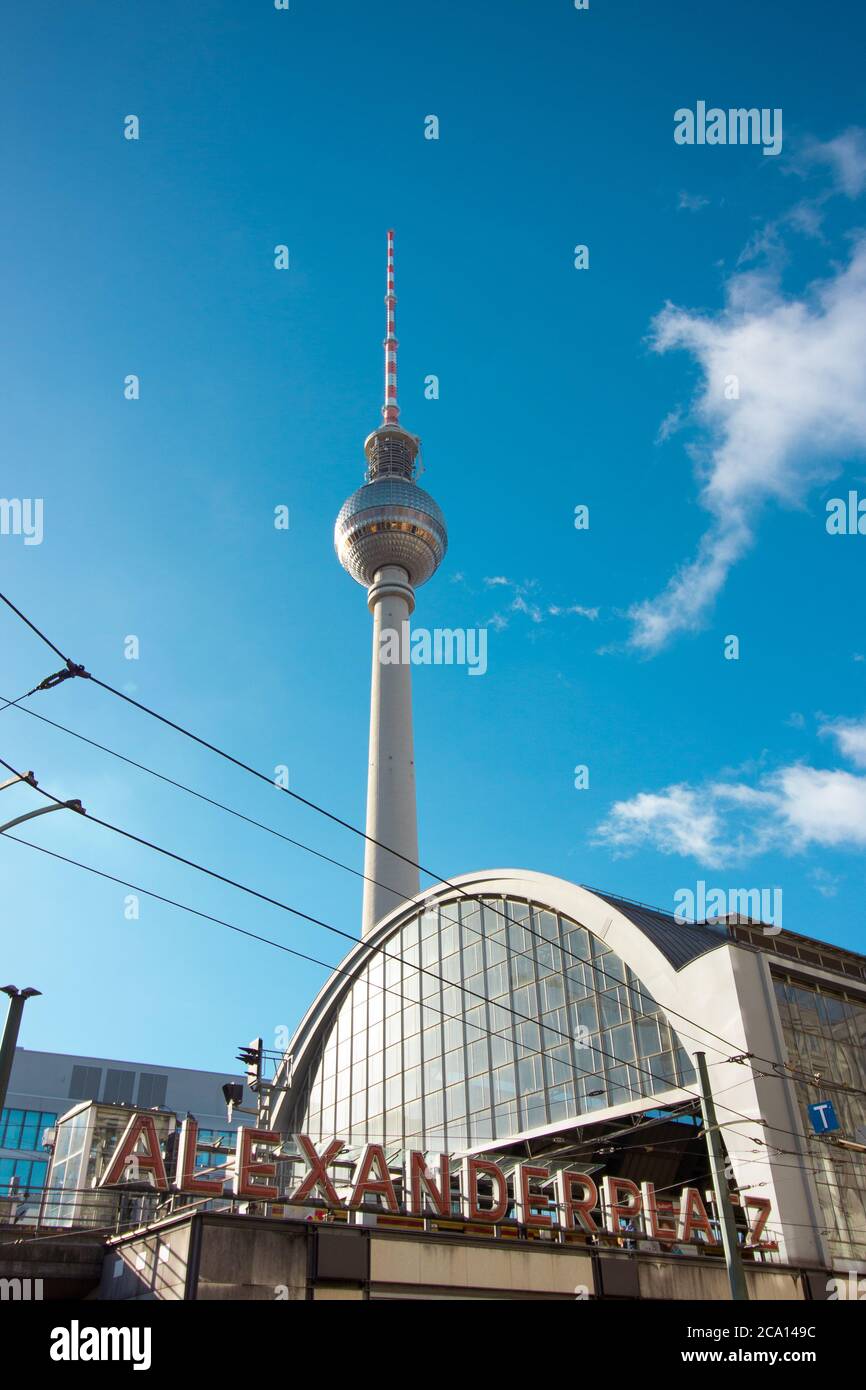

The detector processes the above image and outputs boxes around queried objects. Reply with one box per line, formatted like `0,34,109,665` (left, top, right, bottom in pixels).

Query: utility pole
695,1050,749,1301
0,773,80,1115
0,986,41,1118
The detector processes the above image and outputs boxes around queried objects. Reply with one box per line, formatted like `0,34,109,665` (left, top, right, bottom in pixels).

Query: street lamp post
0,986,42,1120
0,774,84,1116
0,800,85,835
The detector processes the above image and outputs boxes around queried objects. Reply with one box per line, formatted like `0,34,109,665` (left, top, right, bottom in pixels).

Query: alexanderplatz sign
99,1116,777,1251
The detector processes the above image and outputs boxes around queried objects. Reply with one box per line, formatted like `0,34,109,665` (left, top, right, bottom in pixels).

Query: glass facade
43,1103,175,1227
0,1107,57,1152
0,1108,57,1214
0,1157,48,1196
774,974,866,1262
287,896,696,1154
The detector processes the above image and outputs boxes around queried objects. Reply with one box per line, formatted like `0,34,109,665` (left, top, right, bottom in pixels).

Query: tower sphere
335,474,447,589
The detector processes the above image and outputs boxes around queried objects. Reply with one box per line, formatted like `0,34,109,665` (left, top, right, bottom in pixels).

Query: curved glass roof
284,895,697,1155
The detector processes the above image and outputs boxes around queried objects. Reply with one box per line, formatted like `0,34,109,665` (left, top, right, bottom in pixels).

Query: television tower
335,231,447,937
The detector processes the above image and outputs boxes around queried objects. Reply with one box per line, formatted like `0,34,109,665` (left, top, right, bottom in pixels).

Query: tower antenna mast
383,228,399,427
335,231,448,937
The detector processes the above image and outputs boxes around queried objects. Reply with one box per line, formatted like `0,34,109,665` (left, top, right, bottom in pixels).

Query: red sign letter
601,1176,642,1235
232,1127,280,1201
744,1195,777,1251
99,1114,168,1190
462,1157,509,1223
556,1170,599,1234
350,1144,400,1213
292,1135,345,1206
176,1118,225,1197
515,1164,554,1228
677,1187,717,1244
405,1151,451,1217
641,1181,678,1241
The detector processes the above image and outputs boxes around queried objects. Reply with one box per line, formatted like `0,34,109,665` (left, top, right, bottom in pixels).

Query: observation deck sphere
335,477,448,588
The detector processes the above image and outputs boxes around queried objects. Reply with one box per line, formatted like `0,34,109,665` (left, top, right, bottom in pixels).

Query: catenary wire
0,588,847,1093
0,691,778,1078
0,755,835,1152
1,593,853,1147
4,586,859,1101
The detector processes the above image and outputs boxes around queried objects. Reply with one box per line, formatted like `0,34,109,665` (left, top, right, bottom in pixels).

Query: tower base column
361,565,421,937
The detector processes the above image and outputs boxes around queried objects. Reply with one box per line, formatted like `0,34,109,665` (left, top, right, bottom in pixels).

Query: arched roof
273,869,730,1135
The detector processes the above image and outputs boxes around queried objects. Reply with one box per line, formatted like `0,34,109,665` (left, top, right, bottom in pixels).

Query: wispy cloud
655,407,684,444
629,130,866,654
628,234,866,652
482,577,599,632
678,191,710,212
809,867,841,899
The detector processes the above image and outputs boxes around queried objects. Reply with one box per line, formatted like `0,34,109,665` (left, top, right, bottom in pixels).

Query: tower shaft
335,231,447,939
362,566,420,935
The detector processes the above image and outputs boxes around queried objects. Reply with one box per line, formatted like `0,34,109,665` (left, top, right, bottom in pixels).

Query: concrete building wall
94,1213,831,1301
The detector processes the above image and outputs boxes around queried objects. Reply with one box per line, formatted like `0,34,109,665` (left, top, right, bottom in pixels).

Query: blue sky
2,0,866,1073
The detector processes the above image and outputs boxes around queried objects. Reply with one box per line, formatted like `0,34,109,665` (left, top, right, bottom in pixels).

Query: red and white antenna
383,229,399,426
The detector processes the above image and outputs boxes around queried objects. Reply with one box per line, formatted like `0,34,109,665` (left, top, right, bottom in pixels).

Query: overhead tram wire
0,675,811,1095
0,766,743,1120
0,693,765,1074
0,593,848,1141
0,684,52,714
5,706,848,1125
0,756,834,1151
1,829,708,1152
0,588,831,1080
13,835,845,1185
1,830,565,1093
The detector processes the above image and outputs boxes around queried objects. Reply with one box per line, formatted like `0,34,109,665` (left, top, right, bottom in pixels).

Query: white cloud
802,127,866,198
594,724,866,867
820,716,866,768
770,764,866,848
593,784,726,864
629,236,866,652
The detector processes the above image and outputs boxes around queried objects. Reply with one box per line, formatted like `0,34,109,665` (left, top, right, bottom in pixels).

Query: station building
268,872,866,1273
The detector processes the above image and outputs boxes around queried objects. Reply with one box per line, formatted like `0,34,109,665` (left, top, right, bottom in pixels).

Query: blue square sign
808,1101,840,1134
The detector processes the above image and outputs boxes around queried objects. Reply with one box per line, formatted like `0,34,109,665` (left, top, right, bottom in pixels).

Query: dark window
103,1069,136,1104
136,1073,168,1109
68,1065,103,1100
